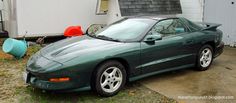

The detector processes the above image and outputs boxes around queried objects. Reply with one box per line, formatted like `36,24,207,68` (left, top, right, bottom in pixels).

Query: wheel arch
90,58,131,87
96,58,130,76
203,41,216,53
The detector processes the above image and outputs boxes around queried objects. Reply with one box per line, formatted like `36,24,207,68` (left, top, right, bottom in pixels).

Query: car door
140,18,196,74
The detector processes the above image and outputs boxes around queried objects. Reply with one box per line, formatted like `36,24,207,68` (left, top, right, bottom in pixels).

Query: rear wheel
196,45,213,71
92,61,126,97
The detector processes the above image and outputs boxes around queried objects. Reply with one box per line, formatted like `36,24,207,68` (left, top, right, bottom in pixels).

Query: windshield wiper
96,35,121,42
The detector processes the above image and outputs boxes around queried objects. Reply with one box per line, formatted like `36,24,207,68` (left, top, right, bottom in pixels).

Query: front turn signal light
49,77,70,82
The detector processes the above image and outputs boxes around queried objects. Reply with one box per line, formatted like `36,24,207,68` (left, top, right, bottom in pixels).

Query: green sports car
24,16,224,97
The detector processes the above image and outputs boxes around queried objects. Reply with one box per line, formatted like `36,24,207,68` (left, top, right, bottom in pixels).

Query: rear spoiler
195,22,222,31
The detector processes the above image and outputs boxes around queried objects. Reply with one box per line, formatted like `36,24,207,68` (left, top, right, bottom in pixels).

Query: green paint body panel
26,17,224,92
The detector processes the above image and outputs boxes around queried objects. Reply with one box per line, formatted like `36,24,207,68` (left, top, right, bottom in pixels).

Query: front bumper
214,41,224,58
25,53,86,91
24,71,90,92
24,71,76,90
25,51,97,92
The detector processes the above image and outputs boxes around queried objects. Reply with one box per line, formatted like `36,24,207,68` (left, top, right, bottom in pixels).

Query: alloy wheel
100,67,123,93
200,48,212,68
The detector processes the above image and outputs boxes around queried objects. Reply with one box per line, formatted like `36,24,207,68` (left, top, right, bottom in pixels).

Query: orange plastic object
49,77,70,82
64,26,84,37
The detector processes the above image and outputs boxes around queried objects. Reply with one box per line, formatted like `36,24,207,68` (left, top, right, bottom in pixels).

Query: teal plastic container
2,38,27,59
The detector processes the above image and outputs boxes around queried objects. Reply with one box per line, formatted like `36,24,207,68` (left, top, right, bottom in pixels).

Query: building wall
107,0,122,24
107,0,204,24
13,0,108,37
0,0,10,21
3,0,206,37
178,0,204,22
119,0,182,16
204,0,236,46
1,0,18,37
0,1,3,11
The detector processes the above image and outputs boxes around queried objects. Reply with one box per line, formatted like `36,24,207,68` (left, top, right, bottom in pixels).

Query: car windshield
90,18,156,42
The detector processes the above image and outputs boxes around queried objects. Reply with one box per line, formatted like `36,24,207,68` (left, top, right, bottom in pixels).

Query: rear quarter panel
193,30,219,52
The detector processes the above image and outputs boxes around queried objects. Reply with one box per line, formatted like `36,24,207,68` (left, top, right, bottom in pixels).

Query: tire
92,60,126,97
196,45,214,71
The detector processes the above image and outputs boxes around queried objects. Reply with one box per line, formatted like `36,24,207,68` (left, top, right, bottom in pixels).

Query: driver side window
150,19,189,37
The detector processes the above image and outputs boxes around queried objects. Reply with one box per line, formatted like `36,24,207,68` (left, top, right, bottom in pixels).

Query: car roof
125,15,179,21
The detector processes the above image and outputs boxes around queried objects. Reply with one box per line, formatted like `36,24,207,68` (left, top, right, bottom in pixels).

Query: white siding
0,1,10,22
107,0,123,24
0,1,3,10
1,0,12,35
14,0,108,37
178,0,204,22
1,0,10,19
204,0,236,46
3,0,217,38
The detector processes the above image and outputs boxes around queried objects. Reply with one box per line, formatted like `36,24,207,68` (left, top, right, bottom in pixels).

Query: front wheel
93,61,126,97
196,45,213,71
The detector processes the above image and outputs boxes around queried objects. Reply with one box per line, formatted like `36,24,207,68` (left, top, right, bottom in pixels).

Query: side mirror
144,34,162,43
86,24,106,35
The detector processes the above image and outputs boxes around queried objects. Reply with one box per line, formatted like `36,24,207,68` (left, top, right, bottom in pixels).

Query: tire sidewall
197,45,213,71
93,61,126,97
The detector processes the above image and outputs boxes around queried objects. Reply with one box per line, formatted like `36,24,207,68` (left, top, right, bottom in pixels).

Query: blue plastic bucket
2,38,27,59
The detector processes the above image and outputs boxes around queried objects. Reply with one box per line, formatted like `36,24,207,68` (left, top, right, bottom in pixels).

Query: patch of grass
0,69,12,78
27,45,42,55
0,44,42,102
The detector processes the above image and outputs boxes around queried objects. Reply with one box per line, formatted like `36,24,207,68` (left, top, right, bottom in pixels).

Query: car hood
40,35,123,63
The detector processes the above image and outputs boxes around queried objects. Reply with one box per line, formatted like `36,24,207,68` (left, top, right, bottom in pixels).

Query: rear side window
179,18,203,31
150,19,189,37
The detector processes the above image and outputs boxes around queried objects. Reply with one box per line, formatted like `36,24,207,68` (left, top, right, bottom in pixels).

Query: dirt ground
0,40,176,103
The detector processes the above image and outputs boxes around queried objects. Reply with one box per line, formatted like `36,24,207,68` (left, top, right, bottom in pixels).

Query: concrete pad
139,47,236,103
